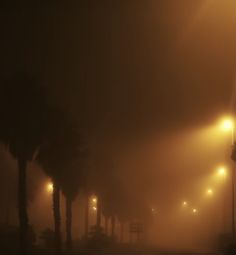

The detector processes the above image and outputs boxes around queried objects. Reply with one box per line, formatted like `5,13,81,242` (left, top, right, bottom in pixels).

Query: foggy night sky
0,0,236,245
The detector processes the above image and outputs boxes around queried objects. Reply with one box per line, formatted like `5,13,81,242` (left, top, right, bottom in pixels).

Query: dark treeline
0,74,151,255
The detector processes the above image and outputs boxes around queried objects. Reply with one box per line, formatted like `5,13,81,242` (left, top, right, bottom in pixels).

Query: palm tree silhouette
0,74,50,255
61,159,82,252
37,110,80,254
60,136,86,252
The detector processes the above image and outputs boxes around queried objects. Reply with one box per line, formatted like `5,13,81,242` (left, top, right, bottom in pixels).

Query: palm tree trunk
120,222,124,243
105,216,108,235
111,215,116,239
5,186,10,226
66,197,72,252
84,193,89,239
96,197,102,229
18,158,28,255
53,181,62,255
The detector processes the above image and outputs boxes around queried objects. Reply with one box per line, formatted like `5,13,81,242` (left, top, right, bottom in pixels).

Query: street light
182,201,188,207
231,142,236,240
220,116,235,240
192,208,198,215
221,118,234,131
206,188,213,196
92,197,97,204
219,117,234,145
217,166,227,177
151,208,158,216
47,182,53,193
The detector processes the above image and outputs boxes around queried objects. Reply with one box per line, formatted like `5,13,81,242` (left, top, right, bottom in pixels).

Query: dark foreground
0,245,225,255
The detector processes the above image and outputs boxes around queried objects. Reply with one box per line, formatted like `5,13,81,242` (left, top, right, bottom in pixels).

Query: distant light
192,208,198,214
182,201,188,207
92,206,97,211
92,197,97,204
206,188,213,196
152,208,157,213
220,117,234,132
47,182,53,193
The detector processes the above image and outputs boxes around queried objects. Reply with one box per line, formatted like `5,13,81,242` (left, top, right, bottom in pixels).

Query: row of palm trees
37,108,82,254
0,74,147,255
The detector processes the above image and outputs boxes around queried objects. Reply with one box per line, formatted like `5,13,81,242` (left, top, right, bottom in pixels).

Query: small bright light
217,167,227,177
182,201,188,207
152,208,157,213
220,118,234,132
192,208,198,214
92,197,97,203
92,206,97,211
47,182,53,193
206,188,213,196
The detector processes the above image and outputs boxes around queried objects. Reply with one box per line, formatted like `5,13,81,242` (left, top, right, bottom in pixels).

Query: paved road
117,249,220,255
84,247,221,255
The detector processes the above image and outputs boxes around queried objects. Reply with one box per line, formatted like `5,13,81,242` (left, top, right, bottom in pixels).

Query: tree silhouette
60,135,86,252
81,149,96,240
37,110,78,255
84,191,90,240
92,153,113,230
61,160,81,252
99,163,142,241
88,153,121,237
0,74,49,255
101,176,123,239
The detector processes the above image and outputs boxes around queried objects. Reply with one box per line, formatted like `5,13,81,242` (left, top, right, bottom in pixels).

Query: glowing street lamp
182,201,188,207
221,118,234,132
192,208,198,215
92,197,97,204
217,166,227,177
219,117,234,144
47,182,53,193
92,206,97,211
231,142,236,240
219,116,235,240
206,188,213,196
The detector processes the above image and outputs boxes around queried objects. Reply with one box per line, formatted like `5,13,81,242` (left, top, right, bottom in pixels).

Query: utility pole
230,142,236,241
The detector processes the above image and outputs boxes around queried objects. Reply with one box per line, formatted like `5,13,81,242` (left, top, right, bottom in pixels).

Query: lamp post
216,166,227,233
221,117,235,240
231,142,236,241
